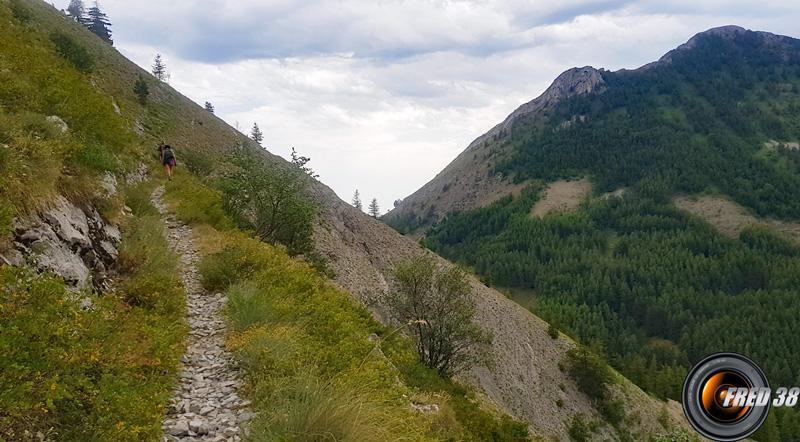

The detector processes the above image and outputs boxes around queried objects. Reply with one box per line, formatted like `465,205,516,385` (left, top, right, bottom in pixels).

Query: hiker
160,144,177,180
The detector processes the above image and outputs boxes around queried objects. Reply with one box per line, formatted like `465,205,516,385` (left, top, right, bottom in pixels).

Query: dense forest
497,30,800,219
426,188,800,439
423,29,800,441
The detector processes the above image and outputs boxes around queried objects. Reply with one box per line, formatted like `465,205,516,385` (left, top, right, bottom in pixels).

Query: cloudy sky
55,1,800,212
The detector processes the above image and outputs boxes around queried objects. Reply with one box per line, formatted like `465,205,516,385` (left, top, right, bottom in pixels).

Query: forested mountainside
389,25,800,440
0,1,692,441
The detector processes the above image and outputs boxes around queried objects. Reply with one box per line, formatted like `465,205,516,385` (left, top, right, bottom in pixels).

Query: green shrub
123,183,159,218
0,204,13,236
133,75,149,105
224,281,276,331
199,246,255,292
221,153,315,255
50,32,94,73
115,199,183,314
568,415,592,442
9,0,32,23
72,143,121,173
389,254,492,376
599,398,625,427
565,346,614,400
181,149,214,176
165,171,233,231
548,322,559,339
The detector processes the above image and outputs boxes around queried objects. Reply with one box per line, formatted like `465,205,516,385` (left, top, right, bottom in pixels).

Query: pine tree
204,102,214,113
368,198,380,218
86,2,112,45
152,54,169,82
133,75,149,105
250,123,263,145
352,190,362,211
67,0,87,24
290,148,318,178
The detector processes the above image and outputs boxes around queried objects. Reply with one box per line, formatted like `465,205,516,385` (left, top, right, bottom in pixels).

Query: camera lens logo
683,353,770,441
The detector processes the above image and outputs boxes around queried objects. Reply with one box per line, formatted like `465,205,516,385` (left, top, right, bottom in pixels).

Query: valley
3,0,800,440
390,24,800,441
0,1,693,440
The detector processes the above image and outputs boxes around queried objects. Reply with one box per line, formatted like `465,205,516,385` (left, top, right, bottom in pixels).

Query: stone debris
410,402,440,414
99,172,119,198
151,187,251,442
45,115,69,134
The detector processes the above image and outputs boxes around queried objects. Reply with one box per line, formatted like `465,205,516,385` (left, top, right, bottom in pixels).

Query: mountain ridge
385,22,800,439
384,24,800,231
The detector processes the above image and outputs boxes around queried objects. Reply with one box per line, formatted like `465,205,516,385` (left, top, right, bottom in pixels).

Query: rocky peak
655,25,797,65
461,66,604,153
506,66,604,125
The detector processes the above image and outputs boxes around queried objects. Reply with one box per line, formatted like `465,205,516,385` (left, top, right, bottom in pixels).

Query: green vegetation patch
426,187,800,436
168,172,529,441
0,185,186,441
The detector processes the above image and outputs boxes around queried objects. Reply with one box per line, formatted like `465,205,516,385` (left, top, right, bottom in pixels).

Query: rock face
12,196,121,290
383,66,605,228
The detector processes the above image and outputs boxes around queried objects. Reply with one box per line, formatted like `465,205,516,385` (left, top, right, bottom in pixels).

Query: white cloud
54,0,800,213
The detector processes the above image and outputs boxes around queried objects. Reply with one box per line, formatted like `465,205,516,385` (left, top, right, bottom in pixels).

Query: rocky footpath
151,187,252,442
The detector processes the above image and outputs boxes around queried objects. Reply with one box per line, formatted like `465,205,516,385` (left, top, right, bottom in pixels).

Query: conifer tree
67,0,87,24
204,102,214,113
250,123,263,146
86,2,112,45
133,75,149,104
369,198,380,218
152,54,169,82
290,148,318,178
352,190,362,211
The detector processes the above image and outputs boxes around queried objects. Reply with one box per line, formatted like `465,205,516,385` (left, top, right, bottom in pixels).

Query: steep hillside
385,25,800,231
386,25,800,439
0,1,691,441
384,66,606,232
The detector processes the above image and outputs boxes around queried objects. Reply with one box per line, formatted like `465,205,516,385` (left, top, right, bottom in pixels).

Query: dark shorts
163,157,175,166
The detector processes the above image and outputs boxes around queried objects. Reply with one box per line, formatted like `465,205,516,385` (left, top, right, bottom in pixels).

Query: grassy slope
0,1,529,440
0,1,186,439
0,181,187,440
164,171,530,441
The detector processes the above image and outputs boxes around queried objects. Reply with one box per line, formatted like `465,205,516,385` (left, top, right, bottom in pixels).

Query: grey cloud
54,0,800,208
58,0,643,63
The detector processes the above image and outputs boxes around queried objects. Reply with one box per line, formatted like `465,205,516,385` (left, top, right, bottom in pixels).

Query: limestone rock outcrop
12,196,121,290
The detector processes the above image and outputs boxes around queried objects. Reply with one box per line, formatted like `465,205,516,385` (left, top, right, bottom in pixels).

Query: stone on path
152,187,253,442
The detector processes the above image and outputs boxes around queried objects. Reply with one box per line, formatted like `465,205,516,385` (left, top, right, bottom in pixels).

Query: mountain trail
151,186,252,442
